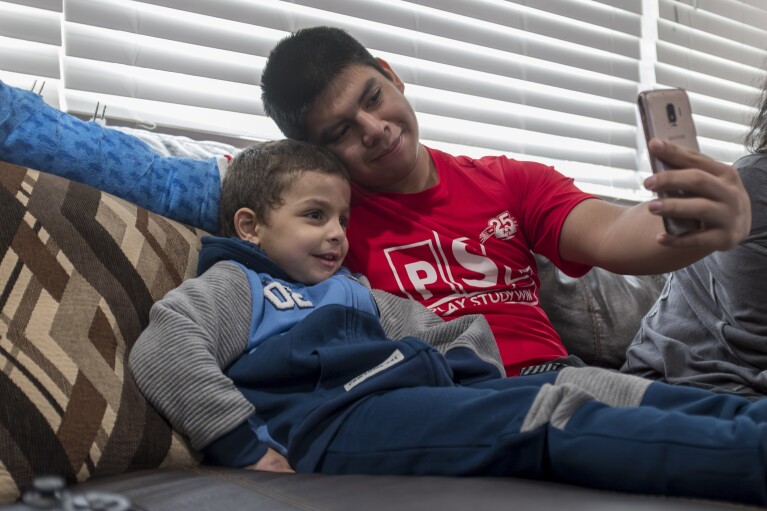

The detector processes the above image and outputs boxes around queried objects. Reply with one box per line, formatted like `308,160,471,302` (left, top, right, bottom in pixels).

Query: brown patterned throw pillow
0,162,204,504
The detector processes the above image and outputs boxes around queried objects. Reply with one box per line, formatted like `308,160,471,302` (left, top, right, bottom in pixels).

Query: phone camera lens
666,103,677,123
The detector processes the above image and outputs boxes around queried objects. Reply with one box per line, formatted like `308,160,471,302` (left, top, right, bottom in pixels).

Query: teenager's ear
233,207,261,244
375,57,404,93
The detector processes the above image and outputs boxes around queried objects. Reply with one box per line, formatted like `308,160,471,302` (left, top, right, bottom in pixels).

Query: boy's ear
375,57,405,93
233,207,261,244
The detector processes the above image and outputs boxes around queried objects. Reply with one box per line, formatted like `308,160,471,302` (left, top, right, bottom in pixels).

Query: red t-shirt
345,147,596,376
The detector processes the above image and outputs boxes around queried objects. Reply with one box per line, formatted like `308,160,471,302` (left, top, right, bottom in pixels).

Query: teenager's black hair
218,139,349,238
261,26,387,141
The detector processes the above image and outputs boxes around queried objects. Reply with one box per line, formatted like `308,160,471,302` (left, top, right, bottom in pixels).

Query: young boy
130,139,505,472
131,139,767,507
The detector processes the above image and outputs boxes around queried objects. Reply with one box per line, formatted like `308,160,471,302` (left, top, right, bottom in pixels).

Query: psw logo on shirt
480,211,517,244
383,228,538,317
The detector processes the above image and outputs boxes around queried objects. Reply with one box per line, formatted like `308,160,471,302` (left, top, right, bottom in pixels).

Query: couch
0,151,758,510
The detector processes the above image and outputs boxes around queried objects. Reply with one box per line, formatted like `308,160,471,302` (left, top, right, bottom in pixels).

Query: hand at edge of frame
645,138,751,250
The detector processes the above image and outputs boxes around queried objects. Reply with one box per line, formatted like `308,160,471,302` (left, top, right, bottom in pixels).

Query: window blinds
0,0,62,107
1,0,766,201
654,0,767,168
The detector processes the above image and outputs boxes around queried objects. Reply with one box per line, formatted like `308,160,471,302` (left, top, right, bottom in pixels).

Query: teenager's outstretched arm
560,139,751,275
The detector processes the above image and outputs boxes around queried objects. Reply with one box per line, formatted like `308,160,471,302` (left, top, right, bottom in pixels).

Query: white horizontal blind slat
405,84,636,148
0,36,59,78
7,0,60,10
656,19,764,70
65,23,264,86
65,0,284,57
62,57,263,115
379,52,636,126
673,0,767,31
0,2,60,46
0,0,62,106
592,0,641,15
64,88,281,141
500,0,641,35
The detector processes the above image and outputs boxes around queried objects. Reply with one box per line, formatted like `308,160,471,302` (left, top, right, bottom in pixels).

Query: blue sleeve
202,415,269,468
444,347,503,384
0,80,221,233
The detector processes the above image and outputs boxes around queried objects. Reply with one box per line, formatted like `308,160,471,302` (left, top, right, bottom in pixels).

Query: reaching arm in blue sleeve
0,80,221,232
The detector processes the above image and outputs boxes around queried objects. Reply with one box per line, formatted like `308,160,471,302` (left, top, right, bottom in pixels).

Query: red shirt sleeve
490,156,598,278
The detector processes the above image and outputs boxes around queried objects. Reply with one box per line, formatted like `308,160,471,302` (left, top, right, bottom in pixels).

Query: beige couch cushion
0,162,204,504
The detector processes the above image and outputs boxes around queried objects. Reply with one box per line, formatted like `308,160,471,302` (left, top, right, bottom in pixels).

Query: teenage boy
131,138,767,507
0,26,751,375
257,27,750,375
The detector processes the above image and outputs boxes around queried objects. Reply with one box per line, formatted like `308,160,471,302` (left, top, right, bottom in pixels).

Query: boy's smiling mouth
314,252,341,267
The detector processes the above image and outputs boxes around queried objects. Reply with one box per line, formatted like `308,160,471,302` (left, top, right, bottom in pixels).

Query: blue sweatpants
318,371,767,506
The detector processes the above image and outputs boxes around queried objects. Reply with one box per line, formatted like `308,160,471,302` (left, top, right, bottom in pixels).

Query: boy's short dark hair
261,26,388,141
218,139,348,237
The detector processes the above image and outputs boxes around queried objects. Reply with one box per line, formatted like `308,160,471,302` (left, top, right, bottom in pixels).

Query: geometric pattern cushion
0,162,205,504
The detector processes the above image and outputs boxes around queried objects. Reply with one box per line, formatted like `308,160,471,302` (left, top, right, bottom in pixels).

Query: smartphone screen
637,88,703,235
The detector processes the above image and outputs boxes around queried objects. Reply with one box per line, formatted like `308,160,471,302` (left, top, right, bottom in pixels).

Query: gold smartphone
637,88,703,235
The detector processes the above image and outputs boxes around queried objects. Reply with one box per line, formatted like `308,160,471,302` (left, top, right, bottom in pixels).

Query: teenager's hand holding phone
642,137,751,251
638,88,750,250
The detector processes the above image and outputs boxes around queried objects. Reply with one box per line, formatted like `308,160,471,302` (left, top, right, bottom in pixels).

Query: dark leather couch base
73,467,761,511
